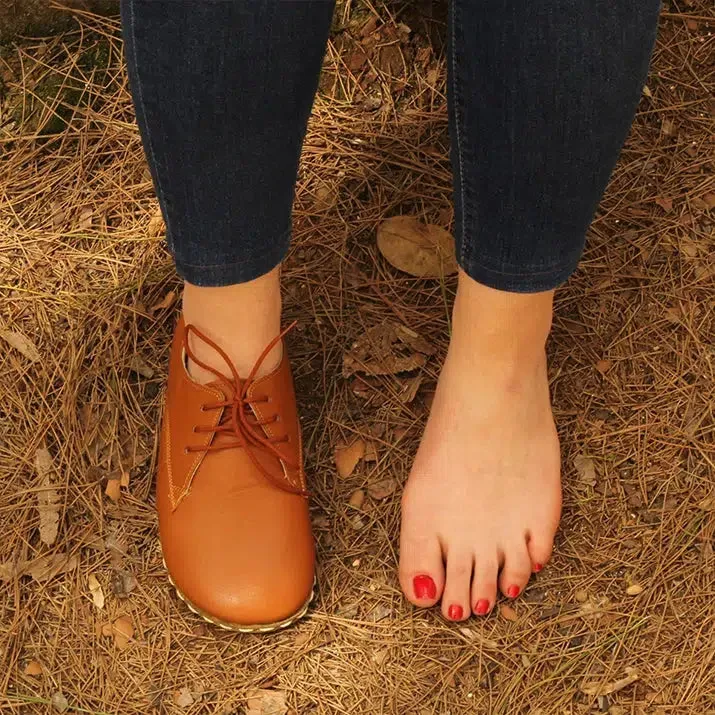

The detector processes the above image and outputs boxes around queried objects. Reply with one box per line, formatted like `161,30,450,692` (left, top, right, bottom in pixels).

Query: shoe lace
183,321,307,496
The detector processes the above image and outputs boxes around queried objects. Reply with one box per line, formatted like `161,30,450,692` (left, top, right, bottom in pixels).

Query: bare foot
181,267,283,383
399,273,562,620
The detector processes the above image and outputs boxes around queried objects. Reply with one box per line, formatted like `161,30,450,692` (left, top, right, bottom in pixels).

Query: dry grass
1,1,714,713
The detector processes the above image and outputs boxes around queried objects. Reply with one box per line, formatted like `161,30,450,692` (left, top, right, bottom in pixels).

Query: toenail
534,563,543,572
475,599,490,615
507,585,520,598
448,604,463,620
413,575,437,600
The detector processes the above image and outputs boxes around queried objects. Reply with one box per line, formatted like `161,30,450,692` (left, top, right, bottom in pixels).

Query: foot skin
399,273,562,620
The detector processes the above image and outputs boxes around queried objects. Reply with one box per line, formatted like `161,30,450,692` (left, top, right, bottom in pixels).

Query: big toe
399,532,445,608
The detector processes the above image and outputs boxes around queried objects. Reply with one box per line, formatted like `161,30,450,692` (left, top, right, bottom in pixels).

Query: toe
498,541,533,599
399,534,445,608
471,556,498,616
440,550,473,621
527,530,553,573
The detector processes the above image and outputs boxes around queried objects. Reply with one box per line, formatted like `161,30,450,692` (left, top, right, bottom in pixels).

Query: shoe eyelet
274,415,280,424
192,426,198,433
200,405,206,412
183,447,190,455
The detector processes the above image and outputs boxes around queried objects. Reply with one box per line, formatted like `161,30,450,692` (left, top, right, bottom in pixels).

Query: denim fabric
121,0,660,292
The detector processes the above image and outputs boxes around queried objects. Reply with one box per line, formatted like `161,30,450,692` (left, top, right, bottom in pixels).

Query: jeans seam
450,1,469,268
460,254,581,279
127,0,173,250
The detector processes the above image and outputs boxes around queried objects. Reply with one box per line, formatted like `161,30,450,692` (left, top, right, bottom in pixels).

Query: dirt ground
1,2,713,713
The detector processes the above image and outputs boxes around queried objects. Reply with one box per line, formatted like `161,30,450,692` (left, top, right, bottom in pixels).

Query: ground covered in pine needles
1,2,713,713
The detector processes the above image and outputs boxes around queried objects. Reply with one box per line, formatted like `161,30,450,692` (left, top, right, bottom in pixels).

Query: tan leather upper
157,318,314,626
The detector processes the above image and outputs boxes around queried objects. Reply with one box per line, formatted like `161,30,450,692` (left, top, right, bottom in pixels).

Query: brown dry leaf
626,583,644,596
367,477,397,500
335,439,365,478
0,329,41,363
79,206,93,229
458,627,499,649
128,355,154,378
147,209,165,237
174,687,194,709
360,15,378,37
595,359,613,375
342,321,435,377
112,615,134,650
149,289,176,314
363,440,379,462
246,688,288,715
105,478,121,502
50,200,65,229
51,692,69,713
703,192,715,210
35,446,59,546
348,489,365,509
581,667,640,696
654,197,673,213
88,573,105,609
111,569,138,598
661,119,676,136
119,470,130,488
574,455,597,486
25,553,78,582
377,215,457,278
697,495,715,511
398,373,423,403
500,604,518,622
346,48,368,72
24,660,43,676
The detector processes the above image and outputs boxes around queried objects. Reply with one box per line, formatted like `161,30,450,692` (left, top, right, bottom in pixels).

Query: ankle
181,268,283,382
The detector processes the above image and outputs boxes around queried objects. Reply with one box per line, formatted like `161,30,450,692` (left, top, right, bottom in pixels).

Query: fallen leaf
119,470,130,488
360,15,378,37
128,355,154,378
348,489,365,509
575,590,589,603
174,687,194,709
342,321,435,377
367,477,397,500
626,583,644,596
363,441,379,462
35,446,59,546
88,573,105,609
703,193,715,210
654,197,673,213
521,653,532,668
105,478,121,502
79,206,93,229
51,692,69,713
499,604,518,621
697,495,715,511
686,18,698,30
346,48,368,71
111,615,134,650
581,667,640,696
574,455,596,486
335,439,365,478
50,201,65,230
24,660,43,676
246,688,288,715
377,215,457,277
111,569,138,598
147,209,165,237
149,289,176,314
661,119,676,136
372,648,389,665
0,329,41,362
595,359,613,375
398,373,423,403
313,182,336,211
26,553,78,582
642,85,652,98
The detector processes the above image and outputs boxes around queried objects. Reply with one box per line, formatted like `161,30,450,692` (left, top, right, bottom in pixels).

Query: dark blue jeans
121,0,660,292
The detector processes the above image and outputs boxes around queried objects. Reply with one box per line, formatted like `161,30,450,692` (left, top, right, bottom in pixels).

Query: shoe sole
163,557,314,633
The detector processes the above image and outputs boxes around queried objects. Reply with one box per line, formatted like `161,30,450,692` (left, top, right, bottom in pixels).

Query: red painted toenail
413,575,437,600
534,563,543,572
448,604,463,620
475,599,490,615
507,585,520,598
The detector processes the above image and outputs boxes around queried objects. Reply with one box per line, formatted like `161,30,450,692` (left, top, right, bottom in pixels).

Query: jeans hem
174,240,289,287
458,256,579,294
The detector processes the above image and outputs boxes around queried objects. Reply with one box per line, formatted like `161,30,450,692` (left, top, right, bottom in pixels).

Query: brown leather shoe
156,317,315,632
